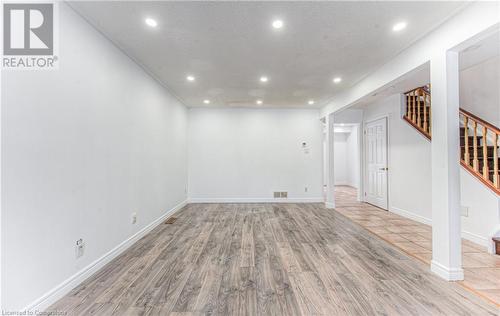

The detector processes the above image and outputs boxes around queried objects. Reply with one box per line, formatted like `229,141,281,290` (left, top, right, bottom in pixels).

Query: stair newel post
463,115,470,165
412,90,416,123
423,92,428,133
494,132,499,189
473,121,479,172
482,126,489,180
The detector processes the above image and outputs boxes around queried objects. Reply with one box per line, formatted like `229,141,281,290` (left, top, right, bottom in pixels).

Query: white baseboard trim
188,197,324,203
388,207,489,249
389,206,432,225
431,260,464,281
26,199,188,312
461,230,488,248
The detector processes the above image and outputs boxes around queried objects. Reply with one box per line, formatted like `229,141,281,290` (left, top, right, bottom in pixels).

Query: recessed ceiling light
308,100,315,105
186,75,195,82
203,99,210,104
392,21,407,32
340,123,345,126
333,77,342,84
260,76,269,83
256,100,263,105
272,19,284,29
145,18,158,28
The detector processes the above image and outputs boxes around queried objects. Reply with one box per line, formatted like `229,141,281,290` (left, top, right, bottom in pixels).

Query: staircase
404,85,500,195
403,85,432,140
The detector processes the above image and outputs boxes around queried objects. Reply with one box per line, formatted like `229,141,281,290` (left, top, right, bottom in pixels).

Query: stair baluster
417,89,421,128
407,93,411,118
412,90,416,123
473,121,479,172
428,90,432,136
482,127,489,180
423,92,428,133
494,133,499,189
464,116,470,165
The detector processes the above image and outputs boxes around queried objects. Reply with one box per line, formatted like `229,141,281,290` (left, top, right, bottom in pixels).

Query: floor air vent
165,217,177,224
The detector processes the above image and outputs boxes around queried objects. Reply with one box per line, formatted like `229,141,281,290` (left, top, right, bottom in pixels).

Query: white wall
362,94,433,223
1,3,188,310
188,108,323,202
460,56,500,127
346,127,360,189
362,93,500,247
334,133,348,185
460,170,500,248
334,109,363,125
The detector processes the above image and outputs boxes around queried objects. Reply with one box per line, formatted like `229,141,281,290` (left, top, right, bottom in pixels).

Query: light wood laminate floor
49,203,498,315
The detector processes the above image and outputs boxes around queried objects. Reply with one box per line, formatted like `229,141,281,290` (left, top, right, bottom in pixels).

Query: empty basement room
2,1,500,315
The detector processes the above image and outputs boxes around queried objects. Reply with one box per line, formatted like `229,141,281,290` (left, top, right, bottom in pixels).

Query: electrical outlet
461,206,469,217
76,238,85,259
131,212,137,224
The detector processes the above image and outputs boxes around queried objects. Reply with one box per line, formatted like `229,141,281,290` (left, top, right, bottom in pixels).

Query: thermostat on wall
302,141,310,154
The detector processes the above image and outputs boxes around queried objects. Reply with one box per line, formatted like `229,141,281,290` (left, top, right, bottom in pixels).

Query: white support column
430,50,463,281
325,113,335,209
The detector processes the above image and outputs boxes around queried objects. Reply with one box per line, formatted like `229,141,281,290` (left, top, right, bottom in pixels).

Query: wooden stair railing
460,109,500,195
403,85,500,195
404,85,431,140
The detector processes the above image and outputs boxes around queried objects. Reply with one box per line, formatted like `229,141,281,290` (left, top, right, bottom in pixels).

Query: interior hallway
335,185,500,307
49,202,497,315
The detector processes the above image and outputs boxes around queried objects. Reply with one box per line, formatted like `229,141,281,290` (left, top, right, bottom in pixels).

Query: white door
365,118,388,210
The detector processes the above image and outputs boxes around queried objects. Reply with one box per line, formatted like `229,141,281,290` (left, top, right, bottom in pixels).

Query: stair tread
462,145,498,149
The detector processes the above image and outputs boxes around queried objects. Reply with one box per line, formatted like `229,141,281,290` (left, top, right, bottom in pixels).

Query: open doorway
322,120,362,204
335,123,362,207
334,124,361,191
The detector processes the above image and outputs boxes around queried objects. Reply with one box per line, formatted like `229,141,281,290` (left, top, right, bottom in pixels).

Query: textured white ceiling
70,1,468,108
352,30,500,109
